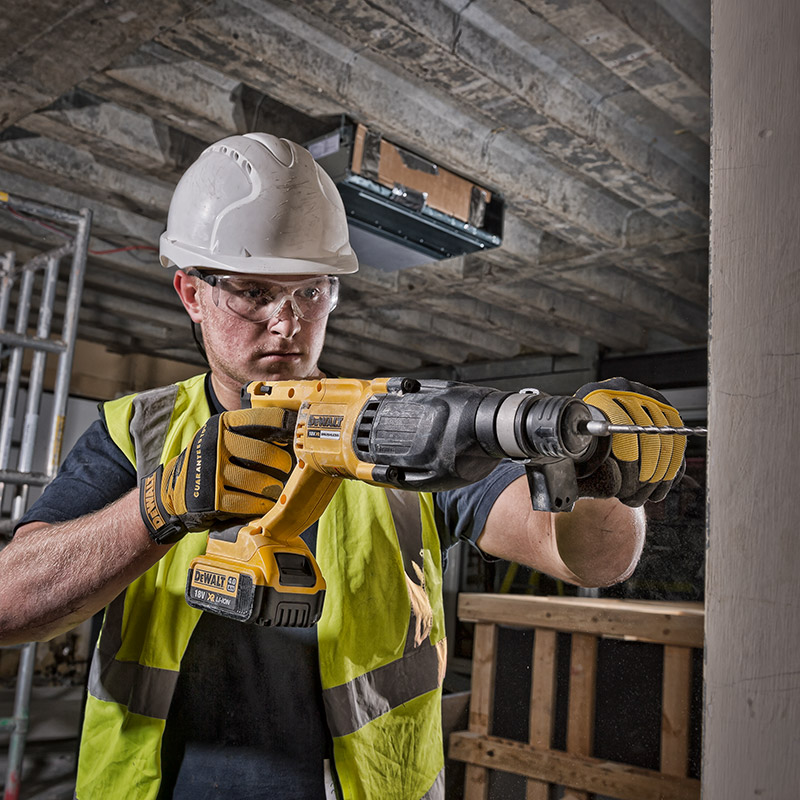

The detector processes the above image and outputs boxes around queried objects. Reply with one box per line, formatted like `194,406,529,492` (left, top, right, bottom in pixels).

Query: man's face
178,271,331,394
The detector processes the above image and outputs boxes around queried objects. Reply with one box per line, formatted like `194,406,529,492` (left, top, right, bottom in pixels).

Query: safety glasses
187,270,339,323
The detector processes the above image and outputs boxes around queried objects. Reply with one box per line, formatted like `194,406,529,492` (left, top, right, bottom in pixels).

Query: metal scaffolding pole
0,190,91,800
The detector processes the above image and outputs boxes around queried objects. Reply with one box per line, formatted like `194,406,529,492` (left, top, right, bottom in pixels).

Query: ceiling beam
0,0,216,129
0,168,164,245
328,314,472,365
397,289,583,355
372,306,523,360
158,0,691,250
600,0,710,92
551,263,707,342
0,134,173,219
19,90,208,180
319,349,378,378
322,332,422,373
380,257,646,351
478,275,648,351
517,0,708,140
295,0,708,215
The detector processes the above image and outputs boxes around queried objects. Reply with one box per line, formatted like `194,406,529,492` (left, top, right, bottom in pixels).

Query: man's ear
173,269,203,323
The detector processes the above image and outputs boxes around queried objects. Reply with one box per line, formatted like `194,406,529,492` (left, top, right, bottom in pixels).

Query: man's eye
238,286,275,303
299,285,324,301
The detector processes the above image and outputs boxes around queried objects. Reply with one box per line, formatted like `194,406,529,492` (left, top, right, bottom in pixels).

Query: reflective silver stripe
129,384,179,478
421,768,445,800
88,384,184,719
384,488,428,655
323,489,443,737
385,488,424,585
87,384,183,720
87,590,179,719
323,638,442,738
88,647,179,719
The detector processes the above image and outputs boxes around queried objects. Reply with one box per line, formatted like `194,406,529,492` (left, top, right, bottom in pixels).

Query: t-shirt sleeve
435,460,526,556
14,417,137,531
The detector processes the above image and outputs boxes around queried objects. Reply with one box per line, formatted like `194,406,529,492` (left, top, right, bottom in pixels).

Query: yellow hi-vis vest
76,374,447,800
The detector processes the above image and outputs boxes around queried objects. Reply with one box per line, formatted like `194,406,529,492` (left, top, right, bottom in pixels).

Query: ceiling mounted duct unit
307,122,503,272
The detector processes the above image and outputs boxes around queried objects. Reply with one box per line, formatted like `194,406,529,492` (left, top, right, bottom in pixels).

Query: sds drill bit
579,420,708,437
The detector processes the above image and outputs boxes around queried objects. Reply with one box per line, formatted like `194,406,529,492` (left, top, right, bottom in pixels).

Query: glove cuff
139,466,188,545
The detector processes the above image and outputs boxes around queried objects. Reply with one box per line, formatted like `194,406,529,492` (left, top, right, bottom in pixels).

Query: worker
0,133,686,800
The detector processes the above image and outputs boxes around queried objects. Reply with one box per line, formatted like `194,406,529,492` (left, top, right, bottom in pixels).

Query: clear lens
211,275,339,322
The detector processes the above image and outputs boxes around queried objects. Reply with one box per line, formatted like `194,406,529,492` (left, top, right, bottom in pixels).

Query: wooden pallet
449,595,703,800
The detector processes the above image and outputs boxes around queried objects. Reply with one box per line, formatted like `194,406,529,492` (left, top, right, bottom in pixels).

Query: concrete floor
0,686,82,800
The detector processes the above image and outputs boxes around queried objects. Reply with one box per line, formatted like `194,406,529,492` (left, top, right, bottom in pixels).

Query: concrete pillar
706,0,800,796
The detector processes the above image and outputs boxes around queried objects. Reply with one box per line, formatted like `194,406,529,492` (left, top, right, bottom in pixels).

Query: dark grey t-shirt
18,378,524,798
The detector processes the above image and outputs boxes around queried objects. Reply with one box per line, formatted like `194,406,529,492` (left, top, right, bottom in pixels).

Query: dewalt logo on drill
307,414,344,440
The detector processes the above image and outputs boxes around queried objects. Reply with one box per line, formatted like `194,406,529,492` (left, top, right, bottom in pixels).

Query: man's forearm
478,476,646,588
0,489,170,645
553,498,646,587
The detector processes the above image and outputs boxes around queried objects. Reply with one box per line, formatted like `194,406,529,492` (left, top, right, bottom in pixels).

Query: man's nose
266,297,301,337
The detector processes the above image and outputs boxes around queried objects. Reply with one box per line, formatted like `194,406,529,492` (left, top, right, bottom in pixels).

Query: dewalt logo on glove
138,406,297,545
141,472,167,532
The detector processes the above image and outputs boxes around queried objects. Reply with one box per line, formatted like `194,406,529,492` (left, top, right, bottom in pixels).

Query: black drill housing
351,379,605,510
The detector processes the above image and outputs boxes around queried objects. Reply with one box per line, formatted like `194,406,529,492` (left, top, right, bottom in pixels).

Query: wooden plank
661,645,693,776
527,627,557,800
449,731,701,800
464,622,497,800
566,633,598,800
458,594,705,648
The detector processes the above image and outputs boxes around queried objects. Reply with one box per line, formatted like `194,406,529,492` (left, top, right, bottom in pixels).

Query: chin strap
191,319,209,365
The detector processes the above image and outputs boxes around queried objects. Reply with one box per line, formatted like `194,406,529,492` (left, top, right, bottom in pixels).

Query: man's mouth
258,350,302,359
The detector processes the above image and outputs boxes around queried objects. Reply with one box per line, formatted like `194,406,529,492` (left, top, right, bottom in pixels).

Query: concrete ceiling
0,0,710,381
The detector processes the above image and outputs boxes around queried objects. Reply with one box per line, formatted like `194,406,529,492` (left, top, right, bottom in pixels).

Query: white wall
706,0,800,795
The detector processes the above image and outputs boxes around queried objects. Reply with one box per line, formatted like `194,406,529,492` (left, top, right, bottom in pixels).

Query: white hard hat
159,133,358,275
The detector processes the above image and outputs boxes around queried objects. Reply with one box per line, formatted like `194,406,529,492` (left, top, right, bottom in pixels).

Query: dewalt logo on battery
308,415,344,428
192,568,238,596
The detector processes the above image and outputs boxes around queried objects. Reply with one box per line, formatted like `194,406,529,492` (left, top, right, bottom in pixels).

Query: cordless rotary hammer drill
185,377,701,628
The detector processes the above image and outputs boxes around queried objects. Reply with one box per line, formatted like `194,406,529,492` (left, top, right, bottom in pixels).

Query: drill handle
236,461,342,547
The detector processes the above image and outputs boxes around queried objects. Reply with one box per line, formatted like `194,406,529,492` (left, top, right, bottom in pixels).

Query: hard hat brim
159,235,359,276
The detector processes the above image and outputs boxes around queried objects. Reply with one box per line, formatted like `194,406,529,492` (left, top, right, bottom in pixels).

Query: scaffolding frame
0,191,91,800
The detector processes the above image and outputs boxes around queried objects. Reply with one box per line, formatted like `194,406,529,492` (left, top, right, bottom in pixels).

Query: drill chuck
475,390,597,463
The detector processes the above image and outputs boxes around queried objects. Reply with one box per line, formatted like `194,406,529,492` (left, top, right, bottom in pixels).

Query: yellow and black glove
139,407,297,544
575,378,687,507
